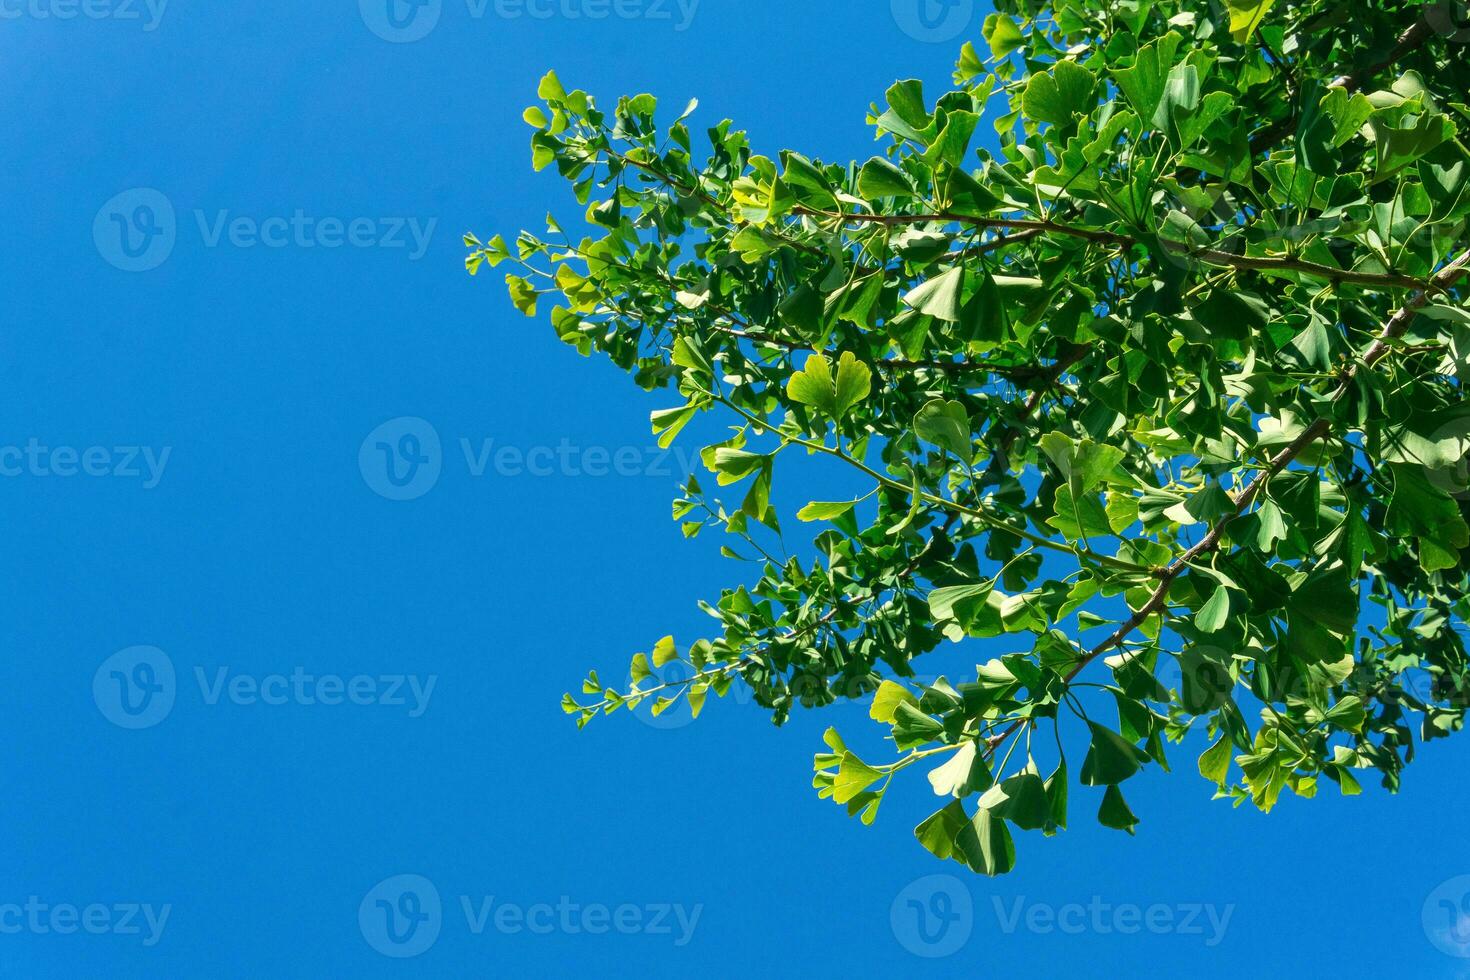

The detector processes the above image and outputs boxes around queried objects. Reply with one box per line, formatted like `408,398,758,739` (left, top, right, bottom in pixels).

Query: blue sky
2,0,1469,976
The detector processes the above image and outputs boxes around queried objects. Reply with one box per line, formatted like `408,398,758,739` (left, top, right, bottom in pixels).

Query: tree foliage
471,0,1470,874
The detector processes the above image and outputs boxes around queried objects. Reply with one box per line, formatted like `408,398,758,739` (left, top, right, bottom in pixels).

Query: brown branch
1018,343,1090,424
972,227,1047,256
602,12,1440,299
1246,12,1438,159
794,208,1431,291
1332,12,1439,91
998,343,1091,462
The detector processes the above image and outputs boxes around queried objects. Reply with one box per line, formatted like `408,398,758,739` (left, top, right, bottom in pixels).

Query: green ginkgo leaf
1224,0,1277,41
903,266,966,322
1022,60,1096,125
797,499,861,522
914,399,973,465
786,352,835,412
955,805,1016,876
787,351,872,420
832,352,873,418
1195,585,1233,632
857,157,915,200
983,13,1024,59
1081,723,1150,786
1098,784,1140,835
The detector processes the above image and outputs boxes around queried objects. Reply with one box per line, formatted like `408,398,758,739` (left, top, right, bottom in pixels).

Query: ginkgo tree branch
574,517,958,718
606,126,1430,312
534,219,1083,386
615,117,1431,292
1069,257,1464,680
794,207,1435,291
710,391,1155,576
975,249,1470,763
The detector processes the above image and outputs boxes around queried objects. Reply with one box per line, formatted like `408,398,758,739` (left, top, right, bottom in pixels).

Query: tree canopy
470,0,1470,874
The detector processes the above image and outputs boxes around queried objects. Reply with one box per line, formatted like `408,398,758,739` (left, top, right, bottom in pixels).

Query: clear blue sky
3,1,1468,976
